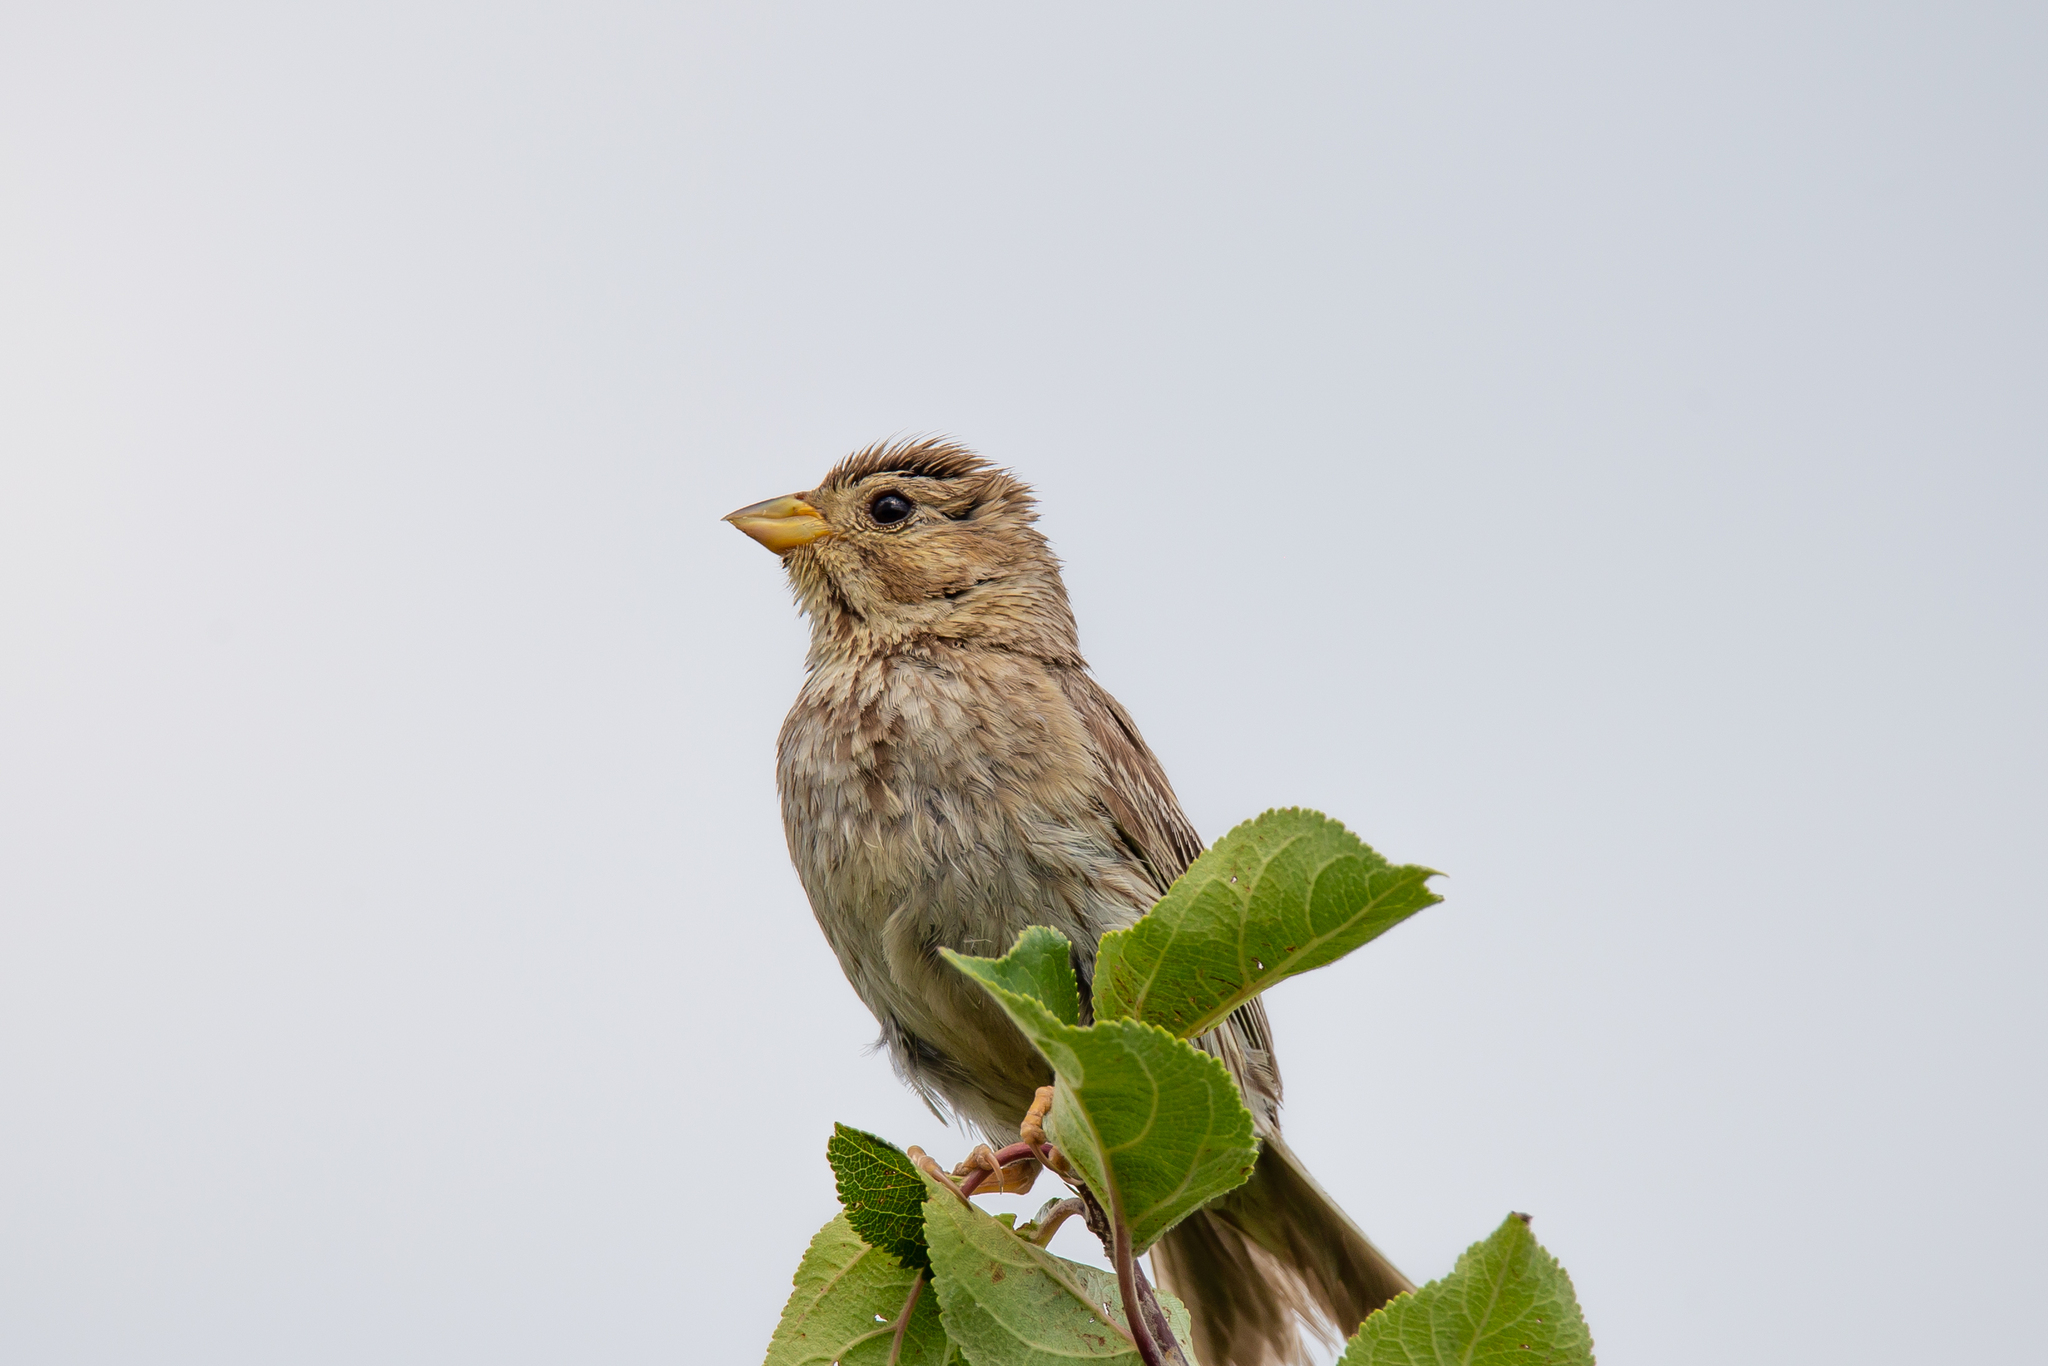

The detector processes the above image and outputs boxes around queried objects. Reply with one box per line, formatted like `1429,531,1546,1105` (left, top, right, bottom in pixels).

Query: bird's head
724,438,1079,663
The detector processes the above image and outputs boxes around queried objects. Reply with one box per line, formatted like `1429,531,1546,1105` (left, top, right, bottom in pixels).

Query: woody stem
1073,1182,1188,1366
1111,1216,1166,1366
885,1269,924,1366
1029,1198,1086,1246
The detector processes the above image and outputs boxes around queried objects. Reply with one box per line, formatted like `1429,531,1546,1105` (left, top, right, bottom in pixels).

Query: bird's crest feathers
819,436,998,490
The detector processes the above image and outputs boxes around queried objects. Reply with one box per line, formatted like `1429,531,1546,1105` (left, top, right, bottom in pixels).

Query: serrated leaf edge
1100,808,1441,1038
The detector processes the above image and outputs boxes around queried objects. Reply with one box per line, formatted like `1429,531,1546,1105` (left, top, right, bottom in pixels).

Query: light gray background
2,4,2041,1363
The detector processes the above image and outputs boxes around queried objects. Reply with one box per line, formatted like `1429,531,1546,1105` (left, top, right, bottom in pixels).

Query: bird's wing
1051,665,1205,894
1052,665,1285,1129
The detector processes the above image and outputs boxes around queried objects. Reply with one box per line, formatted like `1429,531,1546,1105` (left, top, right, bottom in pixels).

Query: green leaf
945,934,1259,1253
1339,1214,1595,1366
923,1176,1193,1366
828,1123,931,1270
959,923,1082,1026
763,1214,958,1366
1094,808,1441,1039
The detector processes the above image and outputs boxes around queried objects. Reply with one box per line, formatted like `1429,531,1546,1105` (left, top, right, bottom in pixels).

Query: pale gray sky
2,4,2042,1363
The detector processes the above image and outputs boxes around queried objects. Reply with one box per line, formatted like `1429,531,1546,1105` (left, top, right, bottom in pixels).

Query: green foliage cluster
947,927,1260,1255
762,809,1596,1366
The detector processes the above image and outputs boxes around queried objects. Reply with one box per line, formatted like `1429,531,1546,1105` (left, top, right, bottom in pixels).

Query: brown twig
1128,1259,1189,1366
1027,1197,1086,1246
1070,1183,1191,1366
885,1269,925,1366
1111,1214,1165,1366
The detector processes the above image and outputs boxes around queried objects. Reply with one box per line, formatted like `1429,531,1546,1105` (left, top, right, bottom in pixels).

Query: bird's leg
920,1085,1064,1199
910,1139,1041,1198
1018,1084,1080,1182
956,1080,1064,1194
1020,1085,1054,1147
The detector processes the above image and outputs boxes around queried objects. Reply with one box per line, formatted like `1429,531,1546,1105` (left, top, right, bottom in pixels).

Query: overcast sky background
2,4,2042,1363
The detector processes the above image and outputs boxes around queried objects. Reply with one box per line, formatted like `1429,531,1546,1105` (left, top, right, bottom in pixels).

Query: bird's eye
869,492,914,525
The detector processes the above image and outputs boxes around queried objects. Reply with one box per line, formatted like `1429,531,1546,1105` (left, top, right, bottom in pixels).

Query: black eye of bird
869,492,914,525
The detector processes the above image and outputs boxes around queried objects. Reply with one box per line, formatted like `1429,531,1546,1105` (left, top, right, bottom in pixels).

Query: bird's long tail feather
1151,1135,1411,1366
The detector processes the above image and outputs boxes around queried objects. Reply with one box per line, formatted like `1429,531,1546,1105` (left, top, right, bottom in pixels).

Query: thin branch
1112,1214,1166,1366
1128,1257,1190,1366
1072,1183,1169,1366
1027,1198,1086,1246
885,1269,925,1366
1074,1182,1188,1366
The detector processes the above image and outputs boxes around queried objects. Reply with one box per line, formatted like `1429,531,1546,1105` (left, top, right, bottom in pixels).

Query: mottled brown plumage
730,438,1411,1366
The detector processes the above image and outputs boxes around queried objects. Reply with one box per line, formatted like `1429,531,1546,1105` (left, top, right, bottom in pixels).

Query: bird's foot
953,1143,1042,1195
907,1086,1066,1200
905,1142,1040,1198
905,1145,958,1184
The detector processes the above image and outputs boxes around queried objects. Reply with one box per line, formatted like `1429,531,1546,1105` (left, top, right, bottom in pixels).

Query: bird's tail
1151,1135,1411,1366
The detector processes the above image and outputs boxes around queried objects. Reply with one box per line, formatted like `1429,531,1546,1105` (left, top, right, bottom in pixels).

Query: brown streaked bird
727,438,1411,1366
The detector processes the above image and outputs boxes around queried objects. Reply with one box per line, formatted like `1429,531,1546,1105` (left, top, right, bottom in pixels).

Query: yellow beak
723,494,833,555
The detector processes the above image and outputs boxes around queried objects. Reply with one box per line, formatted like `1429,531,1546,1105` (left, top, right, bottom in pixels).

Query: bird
725,437,1411,1366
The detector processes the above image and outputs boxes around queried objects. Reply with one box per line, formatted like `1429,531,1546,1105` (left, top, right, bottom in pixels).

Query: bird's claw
952,1143,1041,1195
909,1091,1061,1200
